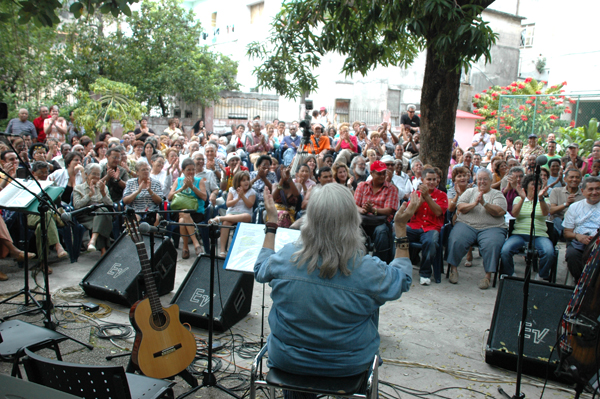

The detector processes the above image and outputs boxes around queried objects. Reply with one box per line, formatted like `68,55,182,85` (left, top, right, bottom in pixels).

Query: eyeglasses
385,163,395,168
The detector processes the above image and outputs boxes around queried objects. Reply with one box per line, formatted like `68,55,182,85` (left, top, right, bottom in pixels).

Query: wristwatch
265,222,278,235
563,202,568,207
373,208,378,216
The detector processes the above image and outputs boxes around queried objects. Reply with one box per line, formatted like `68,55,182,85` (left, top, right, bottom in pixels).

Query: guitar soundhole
150,311,170,331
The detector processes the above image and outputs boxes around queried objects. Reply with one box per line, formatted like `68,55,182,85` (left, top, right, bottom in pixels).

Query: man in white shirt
471,125,490,157
564,176,600,280
483,134,502,156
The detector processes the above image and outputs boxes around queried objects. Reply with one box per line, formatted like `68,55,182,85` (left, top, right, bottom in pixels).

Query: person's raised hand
263,187,278,223
567,194,576,205
418,183,430,197
98,180,107,197
538,186,549,199
517,186,527,199
475,191,483,204
395,191,419,225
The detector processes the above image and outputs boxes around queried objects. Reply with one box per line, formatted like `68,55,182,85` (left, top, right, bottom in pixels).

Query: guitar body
130,298,197,379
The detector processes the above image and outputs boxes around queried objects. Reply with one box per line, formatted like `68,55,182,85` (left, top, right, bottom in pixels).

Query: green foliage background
1,0,239,129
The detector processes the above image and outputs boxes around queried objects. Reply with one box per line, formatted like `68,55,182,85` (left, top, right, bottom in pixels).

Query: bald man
6,109,37,140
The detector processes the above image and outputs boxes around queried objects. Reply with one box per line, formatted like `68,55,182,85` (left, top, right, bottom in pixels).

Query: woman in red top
220,153,249,192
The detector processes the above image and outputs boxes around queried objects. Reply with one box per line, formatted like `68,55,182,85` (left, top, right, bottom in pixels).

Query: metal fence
330,105,400,127
496,93,600,141
214,97,279,122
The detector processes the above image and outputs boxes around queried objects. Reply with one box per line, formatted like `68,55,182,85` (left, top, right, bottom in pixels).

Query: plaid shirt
354,180,399,222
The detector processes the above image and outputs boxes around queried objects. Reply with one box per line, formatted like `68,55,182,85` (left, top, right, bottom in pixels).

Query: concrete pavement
0,238,582,398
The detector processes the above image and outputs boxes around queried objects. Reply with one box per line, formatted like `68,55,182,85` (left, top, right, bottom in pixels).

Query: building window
211,12,217,28
250,2,264,24
520,24,535,48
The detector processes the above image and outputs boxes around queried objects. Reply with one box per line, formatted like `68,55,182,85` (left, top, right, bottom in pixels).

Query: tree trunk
158,95,168,117
419,46,461,186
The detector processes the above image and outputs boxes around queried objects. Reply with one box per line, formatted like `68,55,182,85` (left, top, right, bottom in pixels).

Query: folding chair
250,345,378,399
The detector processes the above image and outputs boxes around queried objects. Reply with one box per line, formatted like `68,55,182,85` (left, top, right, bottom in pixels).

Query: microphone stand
180,222,240,399
499,163,542,399
0,166,57,327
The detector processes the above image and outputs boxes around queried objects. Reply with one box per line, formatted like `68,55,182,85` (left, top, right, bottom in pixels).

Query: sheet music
224,223,301,273
0,178,54,209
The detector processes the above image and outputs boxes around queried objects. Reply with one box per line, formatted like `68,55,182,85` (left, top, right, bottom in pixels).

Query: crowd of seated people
0,103,598,290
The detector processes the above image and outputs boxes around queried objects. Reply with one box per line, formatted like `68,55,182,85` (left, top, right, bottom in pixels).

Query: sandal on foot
87,244,96,252
182,249,190,259
209,217,221,225
16,251,35,262
195,246,204,257
57,250,68,259
465,261,472,267
218,252,227,258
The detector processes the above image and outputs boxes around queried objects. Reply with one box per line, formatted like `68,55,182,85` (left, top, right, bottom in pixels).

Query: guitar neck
134,241,162,315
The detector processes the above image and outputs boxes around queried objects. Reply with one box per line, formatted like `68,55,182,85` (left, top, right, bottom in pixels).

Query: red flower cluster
549,115,559,120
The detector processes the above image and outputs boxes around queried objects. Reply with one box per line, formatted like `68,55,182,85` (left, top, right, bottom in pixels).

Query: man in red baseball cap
354,160,399,262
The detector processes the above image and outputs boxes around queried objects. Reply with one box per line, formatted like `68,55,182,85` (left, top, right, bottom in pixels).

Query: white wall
182,0,526,124
490,0,600,93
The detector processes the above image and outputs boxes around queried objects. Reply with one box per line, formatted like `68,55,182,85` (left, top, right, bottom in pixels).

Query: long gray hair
292,184,365,278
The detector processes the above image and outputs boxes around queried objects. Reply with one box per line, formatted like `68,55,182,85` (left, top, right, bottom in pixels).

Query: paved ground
0,237,585,399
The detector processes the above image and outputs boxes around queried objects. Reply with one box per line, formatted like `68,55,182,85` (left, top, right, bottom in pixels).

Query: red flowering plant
472,79,569,142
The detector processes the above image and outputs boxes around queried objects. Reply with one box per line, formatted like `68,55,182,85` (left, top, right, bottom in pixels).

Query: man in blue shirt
6,109,37,140
281,125,301,166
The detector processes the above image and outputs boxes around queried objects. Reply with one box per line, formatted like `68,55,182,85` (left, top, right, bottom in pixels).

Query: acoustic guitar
125,215,197,379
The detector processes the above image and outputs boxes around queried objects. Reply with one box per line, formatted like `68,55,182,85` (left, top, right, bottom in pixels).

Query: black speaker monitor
486,276,573,382
171,255,254,332
80,234,177,306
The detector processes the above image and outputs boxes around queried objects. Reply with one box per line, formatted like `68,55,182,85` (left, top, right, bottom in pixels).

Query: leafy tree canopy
248,0,496,99
0,0,139,27
59,0,239,116
73,78,146,138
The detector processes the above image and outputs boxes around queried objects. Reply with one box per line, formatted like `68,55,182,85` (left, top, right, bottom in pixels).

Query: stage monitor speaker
486,276,573,382
80,234,177,307
171,255,254,332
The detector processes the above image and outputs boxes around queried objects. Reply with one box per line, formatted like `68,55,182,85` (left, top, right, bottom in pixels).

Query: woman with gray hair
446,168,508,290
122,160,164,223
254,183,416,382
73,163,114,255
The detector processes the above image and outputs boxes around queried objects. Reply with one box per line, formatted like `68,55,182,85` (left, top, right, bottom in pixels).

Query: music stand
0,185,63,324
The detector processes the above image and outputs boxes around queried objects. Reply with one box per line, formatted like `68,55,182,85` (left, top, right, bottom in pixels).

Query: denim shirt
254,243,412,377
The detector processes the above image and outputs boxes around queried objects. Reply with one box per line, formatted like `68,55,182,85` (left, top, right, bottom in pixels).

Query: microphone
139,222,170,234
536,155,548,166
61,204,107,223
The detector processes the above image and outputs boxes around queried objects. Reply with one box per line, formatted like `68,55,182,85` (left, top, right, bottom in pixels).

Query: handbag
171,193,198,211
360,214,388,227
